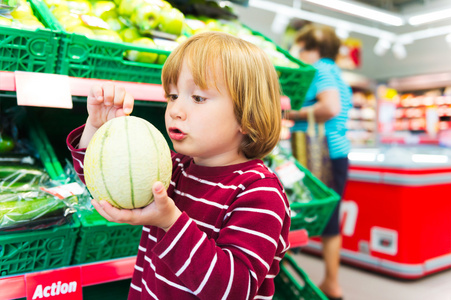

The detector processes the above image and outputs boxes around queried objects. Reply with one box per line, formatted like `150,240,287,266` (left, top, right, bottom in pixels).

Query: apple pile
40,0,185,63
0,0,45,30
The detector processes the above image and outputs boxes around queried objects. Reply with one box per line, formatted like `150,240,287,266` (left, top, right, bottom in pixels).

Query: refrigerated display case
303,145,451,279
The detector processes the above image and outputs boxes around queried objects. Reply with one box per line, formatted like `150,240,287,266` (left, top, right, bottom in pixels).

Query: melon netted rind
84,116,172,209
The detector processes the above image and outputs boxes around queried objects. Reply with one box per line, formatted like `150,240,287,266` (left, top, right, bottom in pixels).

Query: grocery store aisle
291,251,451,300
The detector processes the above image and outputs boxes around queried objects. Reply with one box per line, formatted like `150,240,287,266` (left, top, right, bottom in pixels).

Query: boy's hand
86,83,134,129
91,182,182,232
79,83,135,148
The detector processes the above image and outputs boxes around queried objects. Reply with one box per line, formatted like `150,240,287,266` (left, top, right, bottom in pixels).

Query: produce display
84,116,172,209
0,0,45,29
0,108,82,231
263,145,313,204
0,0,299,67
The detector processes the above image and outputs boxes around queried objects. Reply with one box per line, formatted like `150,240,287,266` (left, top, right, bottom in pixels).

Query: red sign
26,267,82,300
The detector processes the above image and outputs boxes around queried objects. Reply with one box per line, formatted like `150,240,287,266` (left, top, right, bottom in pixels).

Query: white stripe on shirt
221,249,234,300
227,225,277,248
223,207,283,226
176,233,207,276
159,218,193,259
194,253,218,295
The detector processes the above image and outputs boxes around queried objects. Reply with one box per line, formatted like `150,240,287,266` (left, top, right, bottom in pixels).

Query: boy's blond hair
162,31,282,160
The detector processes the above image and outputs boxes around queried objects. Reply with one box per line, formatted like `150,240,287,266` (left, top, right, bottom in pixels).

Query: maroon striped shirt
67,125,291,299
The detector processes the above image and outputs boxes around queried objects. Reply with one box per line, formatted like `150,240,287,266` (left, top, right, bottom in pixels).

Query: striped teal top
291,58,352,159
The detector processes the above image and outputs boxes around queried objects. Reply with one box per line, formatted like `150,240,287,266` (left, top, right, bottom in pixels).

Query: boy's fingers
114,86,126,107
123,93,134,115
88,85,104,103
91,199,113,221
102,83,115,105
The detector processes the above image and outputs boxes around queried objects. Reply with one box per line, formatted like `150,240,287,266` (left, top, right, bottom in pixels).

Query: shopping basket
274,253,328,300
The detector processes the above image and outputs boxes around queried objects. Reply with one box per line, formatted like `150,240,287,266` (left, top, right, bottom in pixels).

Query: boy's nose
168,100,187,120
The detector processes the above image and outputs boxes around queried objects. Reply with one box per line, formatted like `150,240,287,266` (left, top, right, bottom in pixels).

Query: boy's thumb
153,181,165,194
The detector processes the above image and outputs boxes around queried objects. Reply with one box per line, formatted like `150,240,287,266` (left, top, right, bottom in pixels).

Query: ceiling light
303,0,405,26
408,8,451,26
446,33,451,47
373,38,391,56
392,43,407,60
271,13,290,34
335,28,350,39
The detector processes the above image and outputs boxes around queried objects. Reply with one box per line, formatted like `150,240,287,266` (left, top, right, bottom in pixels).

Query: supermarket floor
290,251,451,300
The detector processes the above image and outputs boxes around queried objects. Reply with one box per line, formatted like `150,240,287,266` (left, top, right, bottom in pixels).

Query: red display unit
304,146,451,279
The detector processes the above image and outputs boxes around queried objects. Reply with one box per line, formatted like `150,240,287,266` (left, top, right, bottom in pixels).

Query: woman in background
287,23,352,300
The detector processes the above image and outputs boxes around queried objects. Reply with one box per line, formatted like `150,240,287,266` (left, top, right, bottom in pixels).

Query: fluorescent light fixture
409,8,451,26
335,28,350,39
303,0,405,26
392,43,407,59
348,152,377,162
248,0,397,39
373,38,391,56
411,154,449,164
271,13,290,34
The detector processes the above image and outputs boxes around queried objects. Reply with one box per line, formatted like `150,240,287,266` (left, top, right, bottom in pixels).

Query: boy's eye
192,95,206,103
166,94,178,101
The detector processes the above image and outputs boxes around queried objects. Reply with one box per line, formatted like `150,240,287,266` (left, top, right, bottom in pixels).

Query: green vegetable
0,166,48,191
0,134,14,153
0,194,78,228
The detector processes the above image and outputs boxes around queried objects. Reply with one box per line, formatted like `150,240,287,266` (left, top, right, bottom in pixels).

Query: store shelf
0,230,306,299
0,71,291,109
0,256,136,300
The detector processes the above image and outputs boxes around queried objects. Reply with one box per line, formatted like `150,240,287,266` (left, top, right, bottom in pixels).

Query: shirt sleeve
315,64,339,95
66,124,87,184
151,177,291,300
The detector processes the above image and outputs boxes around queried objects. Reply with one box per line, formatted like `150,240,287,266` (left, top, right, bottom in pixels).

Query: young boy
67,31,291,299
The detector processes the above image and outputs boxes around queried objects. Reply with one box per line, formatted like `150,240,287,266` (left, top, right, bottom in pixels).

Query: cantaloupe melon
84,116,172,209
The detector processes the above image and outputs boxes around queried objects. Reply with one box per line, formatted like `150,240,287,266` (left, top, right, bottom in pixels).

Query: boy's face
165,61,247,167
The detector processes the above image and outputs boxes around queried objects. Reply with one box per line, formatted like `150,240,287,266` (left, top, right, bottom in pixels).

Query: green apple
93,28,123,42
58,13,83,30
130,2,161,31
43,0,65,7
153,38,178,64
119,26,141,43
67,24,96,38
105,17,124,31
10,1,34,20
0,16,13,26
51,4,70,19
157,7,184,36
92,1,117,20
18,18,45,30
118,0,142,17
126,37,158,63
66,0,92,14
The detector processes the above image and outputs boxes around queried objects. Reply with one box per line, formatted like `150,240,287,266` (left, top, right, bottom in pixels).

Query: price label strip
15,71,73,109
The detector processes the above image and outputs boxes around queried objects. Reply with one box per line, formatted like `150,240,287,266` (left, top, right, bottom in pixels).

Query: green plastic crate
249,28,317,111
30,0,170,84
274,253,328,300
72,210,142,264
27,116,67,181
0,0,60,73
290,160,340,237
0,217,80,277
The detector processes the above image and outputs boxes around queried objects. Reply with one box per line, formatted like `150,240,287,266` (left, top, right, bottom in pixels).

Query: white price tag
15,71,73,109
275,161,305,187
40,182,85,199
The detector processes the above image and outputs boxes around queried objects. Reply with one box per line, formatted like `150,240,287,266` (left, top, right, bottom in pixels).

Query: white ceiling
231,0,451,85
